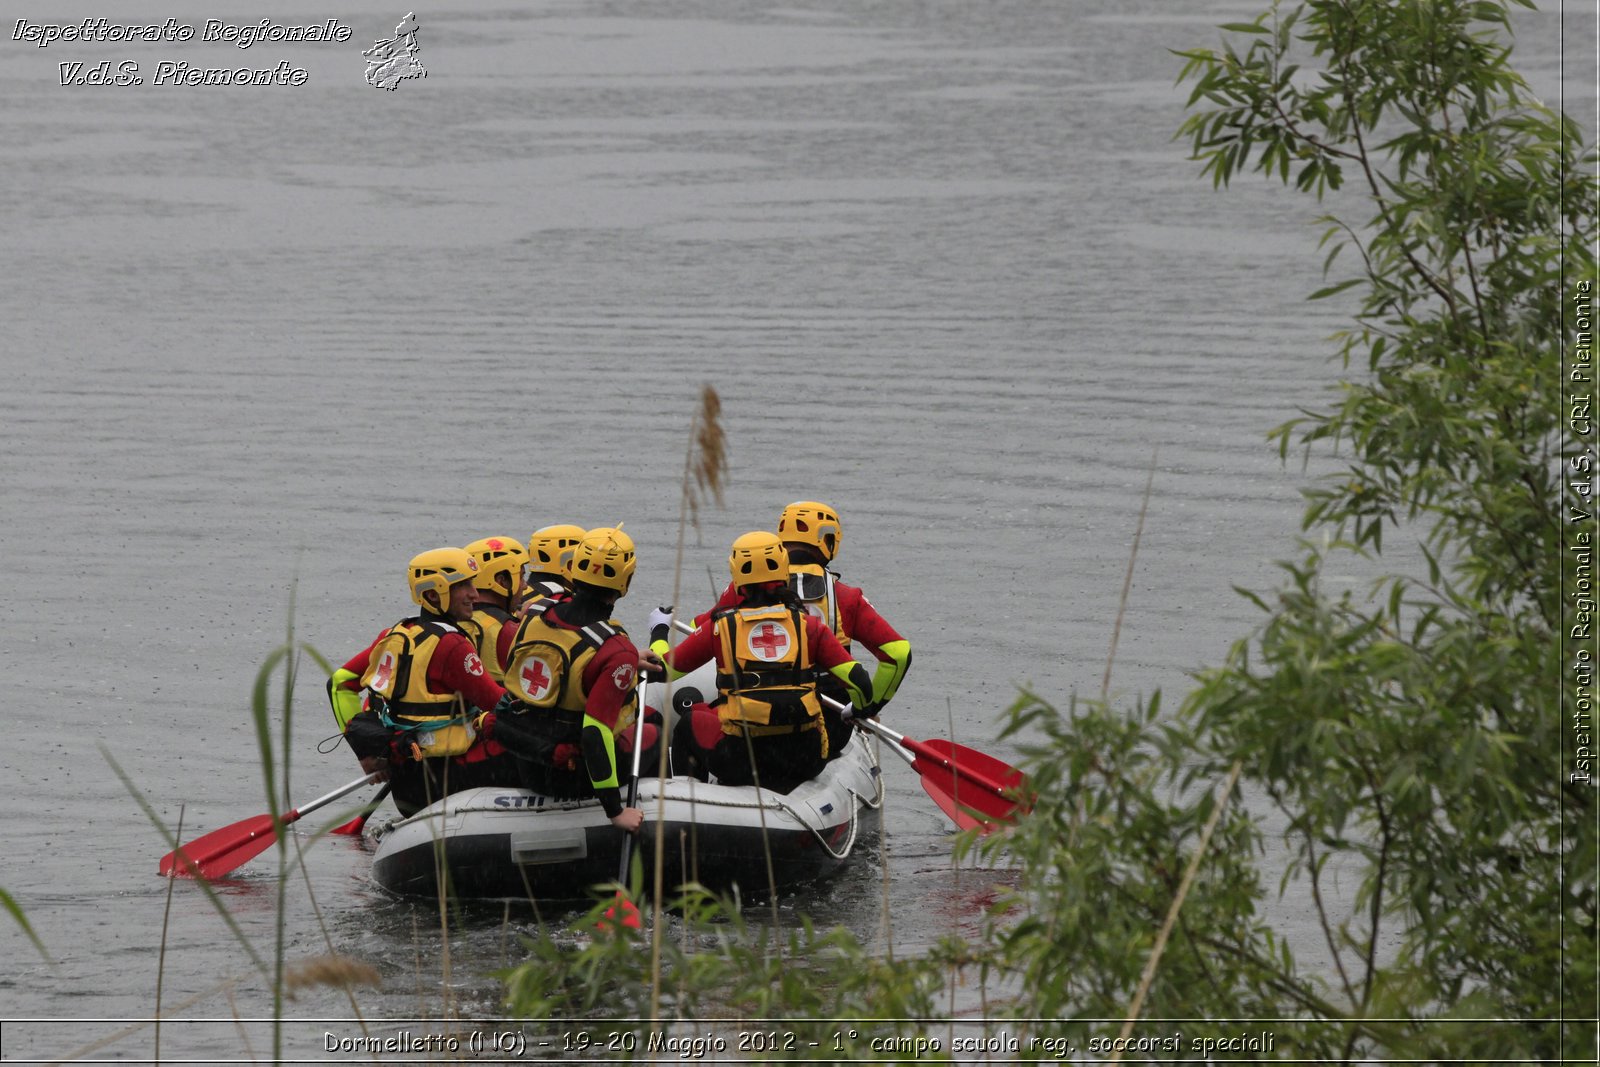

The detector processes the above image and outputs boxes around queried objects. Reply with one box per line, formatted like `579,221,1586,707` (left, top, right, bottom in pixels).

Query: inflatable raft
366,668,884,900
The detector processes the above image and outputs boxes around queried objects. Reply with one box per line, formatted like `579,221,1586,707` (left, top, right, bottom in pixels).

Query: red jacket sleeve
804,615,856,670
428,631,506,712
836,582,903,659
664,620,721,674
579,635,639,732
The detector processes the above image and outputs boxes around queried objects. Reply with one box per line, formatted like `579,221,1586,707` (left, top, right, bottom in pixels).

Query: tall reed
650,384,729,1014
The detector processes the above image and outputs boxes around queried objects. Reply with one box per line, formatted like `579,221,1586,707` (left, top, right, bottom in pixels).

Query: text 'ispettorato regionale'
12,18,353,49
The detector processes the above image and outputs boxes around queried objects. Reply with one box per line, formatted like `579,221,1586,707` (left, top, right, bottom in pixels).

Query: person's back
496,527,649,835
671,501,912,758
664,532,874,794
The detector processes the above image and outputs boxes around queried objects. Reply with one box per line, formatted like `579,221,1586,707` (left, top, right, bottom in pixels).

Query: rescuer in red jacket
661,532,873,794
495,528,653,836
657,501,911,759
330,546,516,817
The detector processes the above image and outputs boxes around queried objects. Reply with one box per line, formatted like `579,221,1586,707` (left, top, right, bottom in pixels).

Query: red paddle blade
920,777,989,832
902,738,1031,831
920,739,1031,801
158,811,287,879
914,758,1027,830
329,813,369,836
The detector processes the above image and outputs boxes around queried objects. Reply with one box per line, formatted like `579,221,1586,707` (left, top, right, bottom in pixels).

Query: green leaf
1309,278,1362,300
0,887,49,962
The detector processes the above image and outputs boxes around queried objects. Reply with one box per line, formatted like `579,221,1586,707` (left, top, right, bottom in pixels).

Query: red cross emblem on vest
371,650,397,692
747,621,790,661
519,657,553,700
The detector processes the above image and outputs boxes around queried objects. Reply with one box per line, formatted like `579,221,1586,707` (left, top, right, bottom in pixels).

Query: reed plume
283,955,382,998
684,385,727,540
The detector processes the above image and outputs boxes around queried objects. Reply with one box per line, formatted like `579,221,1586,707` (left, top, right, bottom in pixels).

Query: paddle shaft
617,685,647,882
160,772,379,878
821,695,1019,802
289,772,385,823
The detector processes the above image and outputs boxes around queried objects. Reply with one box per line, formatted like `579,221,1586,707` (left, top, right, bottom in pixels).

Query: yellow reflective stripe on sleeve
329,668,364,730
827,661,869,708
654,638,694,680
582,713,620,790
870,639,912,704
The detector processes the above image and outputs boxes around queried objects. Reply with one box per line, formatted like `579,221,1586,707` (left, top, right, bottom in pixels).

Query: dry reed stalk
1108,759,1242,1064
945,698,959,1027
500,901,512,974
1102,450,1158,704
225,984,256,1064
419,762,456,1030
411,912,427,1027
879,751,894,964
651,385,727,1020
738,726,784,936
1079,450,1160,862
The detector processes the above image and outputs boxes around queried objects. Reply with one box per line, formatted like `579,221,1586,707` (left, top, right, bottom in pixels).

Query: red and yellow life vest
359,617,476,756
712,604,822,737
516,578,568,615
503,600,636,733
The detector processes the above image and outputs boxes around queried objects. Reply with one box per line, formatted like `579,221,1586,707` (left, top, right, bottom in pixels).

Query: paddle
158,773,380,880
598,688,648,933
823,696,1031,832
617,685,648,882
664,619,1030,830
330,781,392,836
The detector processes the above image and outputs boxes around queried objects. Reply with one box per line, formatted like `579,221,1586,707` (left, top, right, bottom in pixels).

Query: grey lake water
0,0,1590,1061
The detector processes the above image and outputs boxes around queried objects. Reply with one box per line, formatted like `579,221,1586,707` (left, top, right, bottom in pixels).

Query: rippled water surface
0,0,1588,1060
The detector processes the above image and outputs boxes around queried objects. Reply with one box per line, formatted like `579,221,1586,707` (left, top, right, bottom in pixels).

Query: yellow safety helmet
777,500,842,563
464,536,526,597
407,547,479,608
570,526,636,595
729,531,789,588
526,524,587,578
